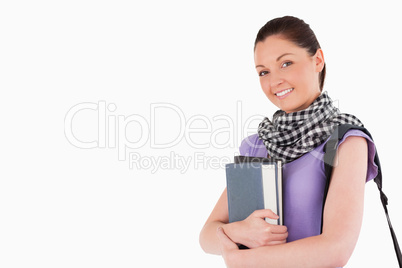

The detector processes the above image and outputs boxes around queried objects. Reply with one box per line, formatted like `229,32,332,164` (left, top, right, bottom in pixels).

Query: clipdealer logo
64,101,265,173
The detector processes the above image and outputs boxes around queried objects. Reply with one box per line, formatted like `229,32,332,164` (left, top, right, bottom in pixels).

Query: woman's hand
216,227,239,268
199,188,287,255
225,209,288,249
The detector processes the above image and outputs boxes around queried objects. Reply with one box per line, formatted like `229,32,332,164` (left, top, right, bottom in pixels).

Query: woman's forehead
254,36,306,63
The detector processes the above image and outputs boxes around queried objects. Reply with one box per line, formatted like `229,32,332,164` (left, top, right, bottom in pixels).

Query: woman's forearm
199,221,244,255
230,234,345,268
199,221,226,255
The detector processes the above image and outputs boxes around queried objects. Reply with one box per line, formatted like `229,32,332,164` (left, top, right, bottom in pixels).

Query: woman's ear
314,49,325,73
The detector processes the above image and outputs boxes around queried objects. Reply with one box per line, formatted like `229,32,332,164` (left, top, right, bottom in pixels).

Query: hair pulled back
255,16,326,91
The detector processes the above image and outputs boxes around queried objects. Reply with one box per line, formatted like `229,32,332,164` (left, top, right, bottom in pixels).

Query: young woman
199,16,379,267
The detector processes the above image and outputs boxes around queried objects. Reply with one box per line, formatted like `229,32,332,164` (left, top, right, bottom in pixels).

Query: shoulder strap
322,124,401,267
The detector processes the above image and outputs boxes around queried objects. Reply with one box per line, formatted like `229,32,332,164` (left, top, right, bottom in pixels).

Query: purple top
239,129,378,242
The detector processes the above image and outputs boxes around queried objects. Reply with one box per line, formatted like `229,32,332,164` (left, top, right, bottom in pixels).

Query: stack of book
226,156,283,225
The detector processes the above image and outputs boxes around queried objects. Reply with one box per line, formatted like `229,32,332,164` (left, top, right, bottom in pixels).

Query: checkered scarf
258,91,363,163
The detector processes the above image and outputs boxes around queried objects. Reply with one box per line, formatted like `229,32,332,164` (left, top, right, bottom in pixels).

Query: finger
269,224,288,234
268,232,288,242
216,227,238,251
266,239,287,246
252,209,279,219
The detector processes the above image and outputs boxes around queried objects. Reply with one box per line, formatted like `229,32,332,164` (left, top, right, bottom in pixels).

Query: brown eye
259,71,269,77
282,61,292,68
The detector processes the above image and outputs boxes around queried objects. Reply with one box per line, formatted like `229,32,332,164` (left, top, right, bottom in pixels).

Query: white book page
277,161,283,225
261,164,278,225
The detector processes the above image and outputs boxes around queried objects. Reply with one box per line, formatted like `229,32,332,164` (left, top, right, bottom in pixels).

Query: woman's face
254,35,324,113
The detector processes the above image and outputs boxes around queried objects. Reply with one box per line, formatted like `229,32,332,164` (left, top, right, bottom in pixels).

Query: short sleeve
336,129,379,183
239,134,268,158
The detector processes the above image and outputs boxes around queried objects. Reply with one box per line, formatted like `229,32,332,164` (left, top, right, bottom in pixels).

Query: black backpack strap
322,124,401,267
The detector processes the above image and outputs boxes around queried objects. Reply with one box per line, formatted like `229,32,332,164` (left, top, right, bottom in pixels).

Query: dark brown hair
254,16,326,91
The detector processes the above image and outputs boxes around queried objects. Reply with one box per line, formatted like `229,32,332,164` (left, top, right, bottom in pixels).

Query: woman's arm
199,188,232,254
199,187,288,254
217,136,368,268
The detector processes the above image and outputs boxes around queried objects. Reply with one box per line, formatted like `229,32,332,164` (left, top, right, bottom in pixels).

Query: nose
269,73,284,89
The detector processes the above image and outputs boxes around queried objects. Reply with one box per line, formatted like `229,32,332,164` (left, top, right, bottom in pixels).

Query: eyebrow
255,53,294,68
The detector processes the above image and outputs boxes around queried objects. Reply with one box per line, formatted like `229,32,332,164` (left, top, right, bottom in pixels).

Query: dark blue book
226,159,283,225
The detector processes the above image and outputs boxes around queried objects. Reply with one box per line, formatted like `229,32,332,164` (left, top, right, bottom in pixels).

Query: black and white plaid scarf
258,91,363,163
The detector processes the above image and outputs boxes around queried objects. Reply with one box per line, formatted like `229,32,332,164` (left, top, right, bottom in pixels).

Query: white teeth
276,88,294,97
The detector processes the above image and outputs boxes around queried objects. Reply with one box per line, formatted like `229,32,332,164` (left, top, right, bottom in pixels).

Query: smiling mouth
275,88,294,97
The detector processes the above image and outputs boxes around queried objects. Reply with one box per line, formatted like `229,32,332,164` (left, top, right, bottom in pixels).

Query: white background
1,0,401,267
